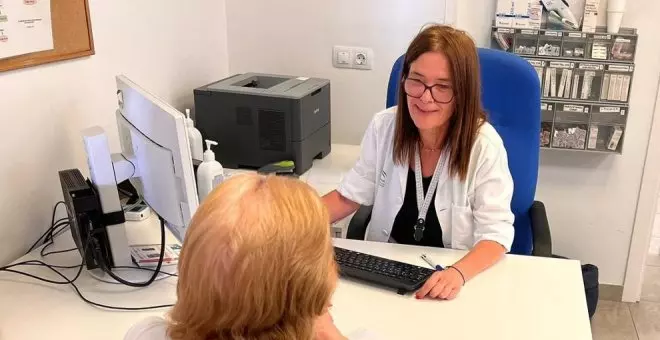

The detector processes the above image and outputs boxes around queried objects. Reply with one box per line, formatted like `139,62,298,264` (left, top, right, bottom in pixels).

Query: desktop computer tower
58,169,115,270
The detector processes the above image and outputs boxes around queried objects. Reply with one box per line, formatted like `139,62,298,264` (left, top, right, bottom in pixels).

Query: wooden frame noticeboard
0,0,94,73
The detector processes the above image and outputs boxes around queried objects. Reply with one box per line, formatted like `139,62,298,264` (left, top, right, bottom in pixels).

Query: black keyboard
334,246,435,294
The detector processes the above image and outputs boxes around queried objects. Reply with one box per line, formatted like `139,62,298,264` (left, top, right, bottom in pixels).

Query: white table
0,222,592,340
331,240,592,340
0,143,592,339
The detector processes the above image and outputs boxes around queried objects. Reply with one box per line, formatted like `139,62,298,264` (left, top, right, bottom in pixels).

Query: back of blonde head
168,174,335,340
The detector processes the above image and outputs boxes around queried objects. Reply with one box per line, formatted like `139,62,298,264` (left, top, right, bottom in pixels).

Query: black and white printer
193,73,331,175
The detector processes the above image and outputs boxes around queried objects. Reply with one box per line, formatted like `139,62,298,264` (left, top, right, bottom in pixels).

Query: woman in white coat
323,25,515,301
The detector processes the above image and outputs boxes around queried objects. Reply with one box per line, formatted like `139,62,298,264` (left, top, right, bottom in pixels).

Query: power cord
120,153,136,179
40,221,71,257
0,260,174,311
25,201,67,254
87,267,175,284
1,236,175,311
42,247,78,257
1,201,176,311
16,262,177,276
91,216,167,287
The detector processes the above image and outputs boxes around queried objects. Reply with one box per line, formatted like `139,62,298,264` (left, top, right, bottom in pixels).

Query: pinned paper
0,0,54,59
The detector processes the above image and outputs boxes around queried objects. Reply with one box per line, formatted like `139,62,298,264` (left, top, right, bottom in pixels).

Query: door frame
623,75,660,302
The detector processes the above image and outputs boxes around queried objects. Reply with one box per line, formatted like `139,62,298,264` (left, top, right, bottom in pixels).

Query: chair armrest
530,200,552,257
346,205,373,240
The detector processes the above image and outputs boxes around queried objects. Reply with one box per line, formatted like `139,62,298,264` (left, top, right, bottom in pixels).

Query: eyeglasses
402,78,454,104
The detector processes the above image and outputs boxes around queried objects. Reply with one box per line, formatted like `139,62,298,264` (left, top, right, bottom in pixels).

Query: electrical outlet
352,47,373,70
333,45,373,70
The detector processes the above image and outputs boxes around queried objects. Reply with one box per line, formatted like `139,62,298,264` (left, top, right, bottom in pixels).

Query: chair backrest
386,48,540,255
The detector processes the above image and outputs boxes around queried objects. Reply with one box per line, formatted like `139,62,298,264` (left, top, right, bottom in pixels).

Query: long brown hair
393,25,486,181
168,174,336,340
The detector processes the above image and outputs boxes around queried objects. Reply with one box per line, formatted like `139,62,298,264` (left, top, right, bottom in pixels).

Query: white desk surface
0,223,592,340
0,144,592,339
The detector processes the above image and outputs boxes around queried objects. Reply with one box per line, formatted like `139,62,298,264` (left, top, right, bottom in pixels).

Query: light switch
333,46,352,69
337,51,350,64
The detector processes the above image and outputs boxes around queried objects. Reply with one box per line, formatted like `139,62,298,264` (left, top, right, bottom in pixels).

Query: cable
51,217,69,229
17,262,177,276
117,187,138,201
122,198,144,212
92,216,166,288
88,267,175,284
120,153,136,179
25,201,66,254
42,247,78,257
50,226,71,242
4,199,173,310
40,221,71,257
2,239,91,283
18,262,82,270
45,202,68,244
1,261,174,311
1,239,174,311
114,266,177,277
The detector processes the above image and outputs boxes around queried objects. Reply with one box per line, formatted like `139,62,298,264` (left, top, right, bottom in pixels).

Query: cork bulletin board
0,0,94,73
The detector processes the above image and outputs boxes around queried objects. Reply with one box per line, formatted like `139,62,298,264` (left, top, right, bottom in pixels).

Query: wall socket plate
333,45,373,70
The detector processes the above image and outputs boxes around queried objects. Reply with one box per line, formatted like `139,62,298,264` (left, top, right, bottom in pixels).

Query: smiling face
405,51,455,132
394,25,485,181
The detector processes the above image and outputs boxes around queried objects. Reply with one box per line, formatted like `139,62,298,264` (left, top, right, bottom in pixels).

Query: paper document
0,0,54,59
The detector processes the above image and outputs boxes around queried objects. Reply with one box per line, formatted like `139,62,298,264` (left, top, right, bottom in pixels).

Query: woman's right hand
314,309,347,340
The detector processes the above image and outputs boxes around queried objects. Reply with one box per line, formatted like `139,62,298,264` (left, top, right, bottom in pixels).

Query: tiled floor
592,254,660,339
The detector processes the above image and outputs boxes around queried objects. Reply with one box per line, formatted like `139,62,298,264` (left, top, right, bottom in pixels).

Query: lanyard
413,146,447,242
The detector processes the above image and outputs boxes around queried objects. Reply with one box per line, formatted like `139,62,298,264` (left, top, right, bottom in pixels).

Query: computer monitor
115,75,199,242
80,75,199,273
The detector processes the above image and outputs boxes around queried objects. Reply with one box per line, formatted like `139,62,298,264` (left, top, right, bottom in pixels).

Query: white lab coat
337,107,515,251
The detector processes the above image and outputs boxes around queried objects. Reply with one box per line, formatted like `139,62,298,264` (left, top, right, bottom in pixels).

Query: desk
331,239,592,339
0,227,591,339
0,143,592,339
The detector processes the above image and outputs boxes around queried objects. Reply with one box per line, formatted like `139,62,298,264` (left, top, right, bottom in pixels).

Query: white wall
0,0,229,265
455,0,660,286
225,0,449,144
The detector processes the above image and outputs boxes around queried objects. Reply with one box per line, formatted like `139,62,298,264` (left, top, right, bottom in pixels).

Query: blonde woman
124,174,355,340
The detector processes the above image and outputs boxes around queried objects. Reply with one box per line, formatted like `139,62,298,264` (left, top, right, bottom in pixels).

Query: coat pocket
450,204,474,250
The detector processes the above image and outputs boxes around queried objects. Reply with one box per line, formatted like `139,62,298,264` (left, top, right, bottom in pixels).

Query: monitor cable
90,215,166,288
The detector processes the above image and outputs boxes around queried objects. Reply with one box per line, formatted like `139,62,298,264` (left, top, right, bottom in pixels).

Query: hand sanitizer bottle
197,140,224,202
185,109,204,162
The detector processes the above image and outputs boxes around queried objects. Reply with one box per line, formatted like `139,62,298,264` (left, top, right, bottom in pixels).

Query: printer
193,73,331,175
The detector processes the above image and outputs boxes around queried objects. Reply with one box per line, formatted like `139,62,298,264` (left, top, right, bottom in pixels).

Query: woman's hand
415,267,464,300
314,309,347,340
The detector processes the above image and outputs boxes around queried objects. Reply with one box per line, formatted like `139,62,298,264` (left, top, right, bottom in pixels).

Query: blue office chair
347,48,551,256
